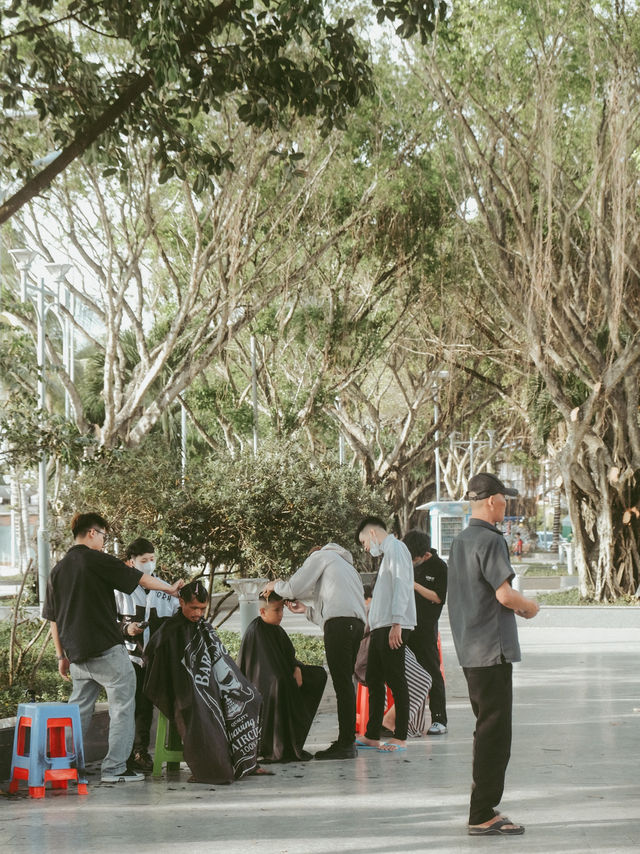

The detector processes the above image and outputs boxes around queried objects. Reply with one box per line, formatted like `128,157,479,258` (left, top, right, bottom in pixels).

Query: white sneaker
101,769,145,783
427,722,448,735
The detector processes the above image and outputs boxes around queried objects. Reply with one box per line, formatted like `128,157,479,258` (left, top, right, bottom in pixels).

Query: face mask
134,559,155,573
369,541,383,558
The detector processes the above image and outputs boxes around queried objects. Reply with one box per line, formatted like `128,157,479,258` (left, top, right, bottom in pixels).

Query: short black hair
354,515,387,546
259,591,284,604
125,537,155,560
71,512,109,538
402,529,432,559
180,579,208,604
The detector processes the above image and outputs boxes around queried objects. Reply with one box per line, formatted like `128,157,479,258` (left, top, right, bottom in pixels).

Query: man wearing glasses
43,512,183,783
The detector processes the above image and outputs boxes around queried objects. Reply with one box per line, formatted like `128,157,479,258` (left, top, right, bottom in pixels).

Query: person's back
48,543,139,662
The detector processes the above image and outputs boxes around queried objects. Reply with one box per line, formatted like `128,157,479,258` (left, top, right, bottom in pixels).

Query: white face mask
134,559,155,573
369,540,383,558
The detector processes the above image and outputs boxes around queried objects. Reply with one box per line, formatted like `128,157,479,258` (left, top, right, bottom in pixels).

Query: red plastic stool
355,684,394,736
9,703,87,798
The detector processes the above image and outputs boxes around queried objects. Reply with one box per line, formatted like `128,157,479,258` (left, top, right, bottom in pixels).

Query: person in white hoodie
114,537,180,774
262,543,366,760
355,516,416,752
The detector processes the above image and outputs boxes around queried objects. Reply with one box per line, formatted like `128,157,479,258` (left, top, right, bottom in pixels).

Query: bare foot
377,741,406,752
355,736,381,747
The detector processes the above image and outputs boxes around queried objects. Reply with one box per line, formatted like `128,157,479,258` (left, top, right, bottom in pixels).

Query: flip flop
377,742,407,752
355,738,379,749
468,817,525,836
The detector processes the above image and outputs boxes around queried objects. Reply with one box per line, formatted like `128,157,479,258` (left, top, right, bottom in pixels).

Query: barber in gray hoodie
262,543,366,760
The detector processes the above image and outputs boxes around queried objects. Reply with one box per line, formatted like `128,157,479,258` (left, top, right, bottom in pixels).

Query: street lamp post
44,263,72,418
8,251,74,610
8,249,38,301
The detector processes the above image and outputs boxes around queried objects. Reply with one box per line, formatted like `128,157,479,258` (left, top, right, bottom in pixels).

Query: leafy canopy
0,0,446,222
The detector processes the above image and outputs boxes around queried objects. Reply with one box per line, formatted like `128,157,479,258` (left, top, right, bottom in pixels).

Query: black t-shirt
413,549,448,628
43,544,142,662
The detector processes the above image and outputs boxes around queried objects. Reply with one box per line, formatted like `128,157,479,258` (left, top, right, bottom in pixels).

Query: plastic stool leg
152,713,167,778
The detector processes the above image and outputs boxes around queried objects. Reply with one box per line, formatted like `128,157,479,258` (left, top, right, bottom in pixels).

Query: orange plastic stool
10,703,87,798
355,684,394,736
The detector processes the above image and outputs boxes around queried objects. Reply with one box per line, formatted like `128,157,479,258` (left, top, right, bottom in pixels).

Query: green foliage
0,0,446,222
0,398,92,469
0,607,71,718
537,589,640,607
54,437,390,577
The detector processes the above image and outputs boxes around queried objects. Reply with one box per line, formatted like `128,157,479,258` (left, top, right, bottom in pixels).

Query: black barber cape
144,612,262,783
238,617,327,762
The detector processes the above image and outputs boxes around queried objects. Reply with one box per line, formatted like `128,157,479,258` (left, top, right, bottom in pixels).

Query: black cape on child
238,617,327,762
144,612,262,783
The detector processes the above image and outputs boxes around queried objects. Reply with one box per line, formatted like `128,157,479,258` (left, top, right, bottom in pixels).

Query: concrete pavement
2,617,639,854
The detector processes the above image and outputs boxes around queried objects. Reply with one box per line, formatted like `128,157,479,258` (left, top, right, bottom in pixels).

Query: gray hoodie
274,543,367,628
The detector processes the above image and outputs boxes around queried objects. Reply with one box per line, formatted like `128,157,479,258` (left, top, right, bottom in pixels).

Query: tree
4,110,403,448
418,0,640,598
0,0,446,224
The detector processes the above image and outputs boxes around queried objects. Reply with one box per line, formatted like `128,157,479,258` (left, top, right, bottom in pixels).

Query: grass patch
537,588,640,606
519,562,569,576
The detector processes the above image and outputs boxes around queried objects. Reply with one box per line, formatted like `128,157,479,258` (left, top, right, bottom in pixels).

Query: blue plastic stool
10,702,87,798
152,712,184,778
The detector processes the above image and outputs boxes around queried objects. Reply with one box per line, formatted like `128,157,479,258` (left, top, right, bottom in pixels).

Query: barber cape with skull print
144,611,262,783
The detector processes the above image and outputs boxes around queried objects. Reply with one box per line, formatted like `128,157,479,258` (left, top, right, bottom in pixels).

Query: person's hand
516,599,539,619
167,579,184,598
58,656,70,681
293,666,303,687
286,600,306,614
261,580,277,598
127,622,145,636
388,624,403,649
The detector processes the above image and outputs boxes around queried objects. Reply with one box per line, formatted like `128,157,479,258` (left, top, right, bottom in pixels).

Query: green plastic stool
152,712,184,778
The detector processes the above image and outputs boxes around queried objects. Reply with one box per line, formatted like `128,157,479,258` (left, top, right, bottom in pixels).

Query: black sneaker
129,750,154,775
314,741,357,760
101,769,145,783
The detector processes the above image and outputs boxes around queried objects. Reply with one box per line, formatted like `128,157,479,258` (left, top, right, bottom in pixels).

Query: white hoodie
274,543,367,628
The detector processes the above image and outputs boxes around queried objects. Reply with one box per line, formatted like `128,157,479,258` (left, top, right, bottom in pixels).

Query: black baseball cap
464,472,518,500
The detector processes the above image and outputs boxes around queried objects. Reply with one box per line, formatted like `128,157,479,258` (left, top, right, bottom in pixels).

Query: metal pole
434,394,441,503
336,397,345,465
36,278,50,610
250,335,258,456
181,402,187,486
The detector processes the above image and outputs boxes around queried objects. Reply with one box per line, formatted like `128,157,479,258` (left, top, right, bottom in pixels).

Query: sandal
468,816,525,836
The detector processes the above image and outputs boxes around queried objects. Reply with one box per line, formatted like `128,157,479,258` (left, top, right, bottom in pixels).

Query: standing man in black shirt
43,512,183,783
402,529,448,734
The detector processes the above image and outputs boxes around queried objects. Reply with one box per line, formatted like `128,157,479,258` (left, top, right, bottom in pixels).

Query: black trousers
132,661,154,753
323,617,365,747
408,622,447,725
365,626,411,741
463,663,513,825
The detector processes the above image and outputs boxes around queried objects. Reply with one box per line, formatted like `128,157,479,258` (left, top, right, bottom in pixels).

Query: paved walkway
3,620,639,854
